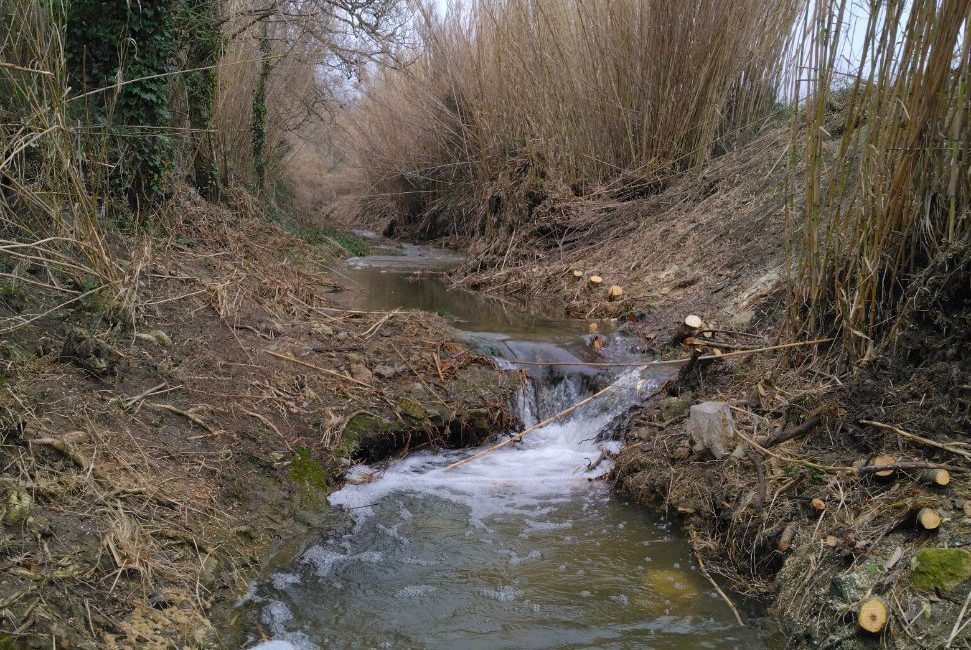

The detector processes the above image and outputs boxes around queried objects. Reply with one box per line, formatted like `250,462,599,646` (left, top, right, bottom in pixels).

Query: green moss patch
912,548,971,592
334,430,361,459
397,397,427,420
290,447,329,495
345,413,397,437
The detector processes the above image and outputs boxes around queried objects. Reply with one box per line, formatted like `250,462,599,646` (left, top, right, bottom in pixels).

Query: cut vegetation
2,0,970,647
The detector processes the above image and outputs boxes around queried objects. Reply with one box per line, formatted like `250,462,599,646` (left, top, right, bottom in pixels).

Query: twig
147,403,218,435
361,308,401,340
0,61,53,76
946,587,971,648
700,329,766,340
265,350,372,389
390,342,449,411
860,420,971,464
684,338,759,351
122,383,172,409
688,528,744,626
243,410,293,452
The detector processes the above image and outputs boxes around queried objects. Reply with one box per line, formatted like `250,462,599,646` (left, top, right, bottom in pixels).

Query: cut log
607,285,623,300
587,322,599,334
858,597,888,633
778,522,797,551
824,535,840,548
572,270,584,279
684,314,703,330
811,498,826,511
589,275,604,286
870,454,897,478
671,314,704,346
916,508,942,531
920,468,951,487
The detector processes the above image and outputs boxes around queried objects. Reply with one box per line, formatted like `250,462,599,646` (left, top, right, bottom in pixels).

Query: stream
242,237,780,649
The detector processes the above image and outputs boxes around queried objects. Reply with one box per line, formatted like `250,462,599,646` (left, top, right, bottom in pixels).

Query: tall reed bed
350,0,801,238
789,0,970,358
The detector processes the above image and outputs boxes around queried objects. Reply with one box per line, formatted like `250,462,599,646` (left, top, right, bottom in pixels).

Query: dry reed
787,0,970,359
0,0,138,328
349,0,802,239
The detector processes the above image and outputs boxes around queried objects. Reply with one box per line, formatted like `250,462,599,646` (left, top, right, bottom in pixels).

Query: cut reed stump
858,597,888,633
870,454,897,478
921,469,951,487
777,522,797,552
916,508,942,531
672,314,704,345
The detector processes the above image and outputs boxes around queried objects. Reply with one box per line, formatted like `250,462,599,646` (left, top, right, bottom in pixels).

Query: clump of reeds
0,0,136,330
349,0,801,239
787,0,970,359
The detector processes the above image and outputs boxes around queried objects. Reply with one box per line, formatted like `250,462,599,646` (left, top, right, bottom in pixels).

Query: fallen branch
736,428,963,476
265,350,373,389
510,338,835,368
688,528,744,627
860,420,971,464
761,415,822,448
445,378,672,471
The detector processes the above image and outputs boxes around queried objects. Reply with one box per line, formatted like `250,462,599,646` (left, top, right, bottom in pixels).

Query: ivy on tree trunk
252,26,272,193
64,0,176,209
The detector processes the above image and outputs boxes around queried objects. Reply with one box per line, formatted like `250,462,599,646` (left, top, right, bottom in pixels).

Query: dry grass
0,0,141,330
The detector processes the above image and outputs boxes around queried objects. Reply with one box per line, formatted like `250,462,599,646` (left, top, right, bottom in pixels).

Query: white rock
687,401,737,459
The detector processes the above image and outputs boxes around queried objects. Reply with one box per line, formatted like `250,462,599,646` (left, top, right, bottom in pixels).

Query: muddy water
243,240,779,649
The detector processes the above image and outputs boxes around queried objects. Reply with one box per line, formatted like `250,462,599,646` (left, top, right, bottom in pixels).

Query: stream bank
0,189,521,648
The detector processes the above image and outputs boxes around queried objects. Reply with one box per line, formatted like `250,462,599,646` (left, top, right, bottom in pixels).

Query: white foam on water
270,572,301,591
329,370,652,523
248,642,299,650
253,368,659,647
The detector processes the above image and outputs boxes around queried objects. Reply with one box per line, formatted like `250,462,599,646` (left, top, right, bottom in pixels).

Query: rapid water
240,240,778,649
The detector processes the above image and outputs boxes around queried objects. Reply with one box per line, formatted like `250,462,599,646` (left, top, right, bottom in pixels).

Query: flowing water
241,238,779,650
